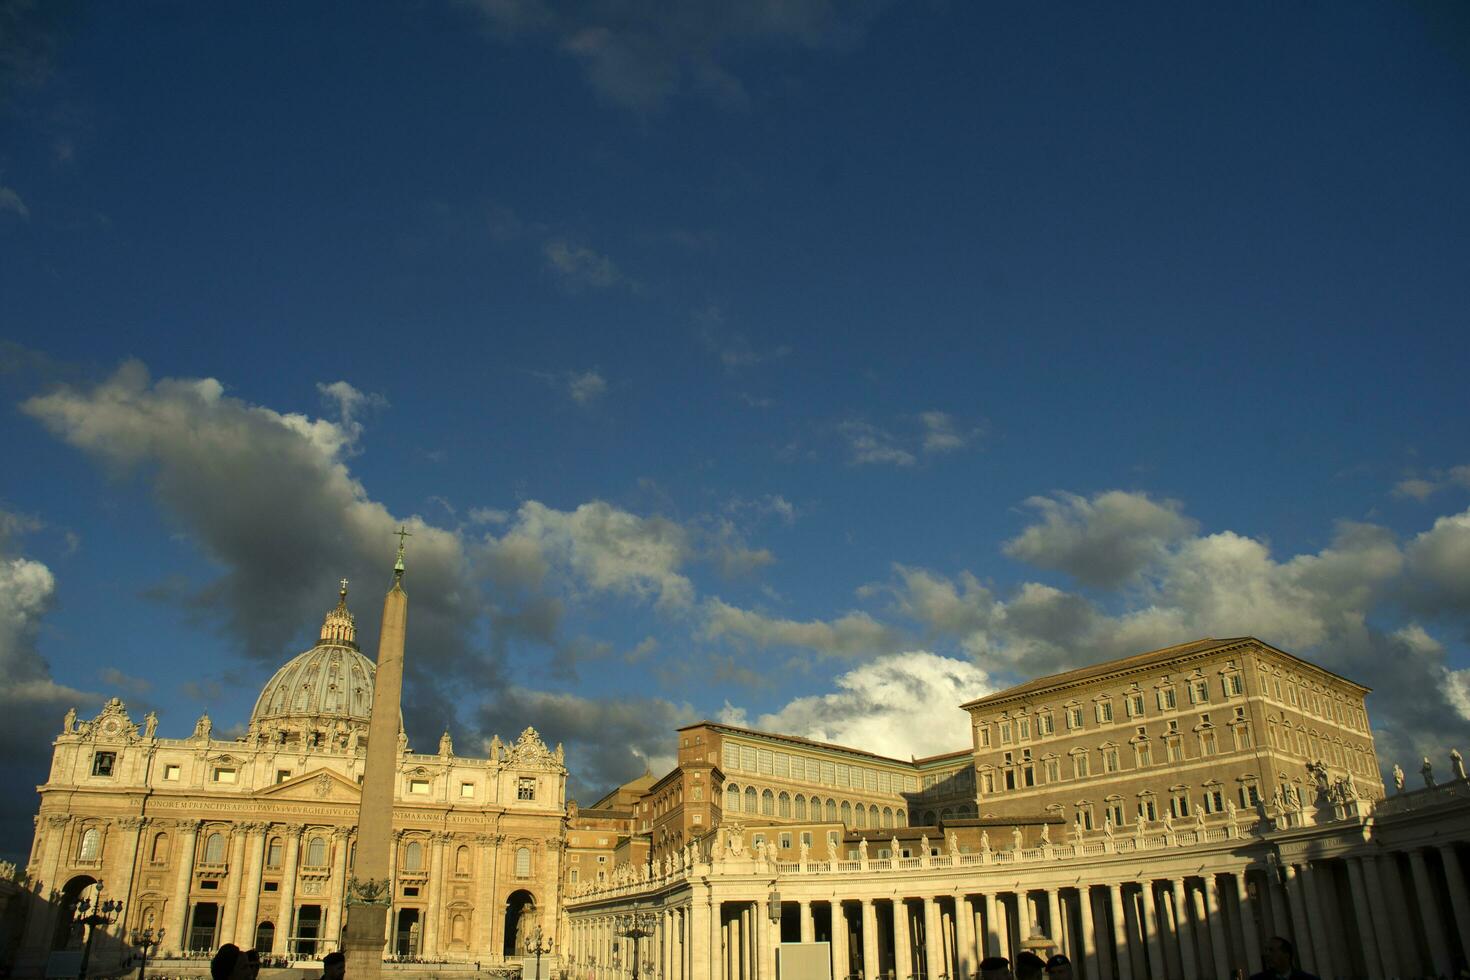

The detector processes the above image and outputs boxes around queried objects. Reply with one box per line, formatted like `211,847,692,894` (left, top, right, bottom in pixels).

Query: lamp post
526,924,553,980
130,927,164,980
73,883,123,980
615,912,657,980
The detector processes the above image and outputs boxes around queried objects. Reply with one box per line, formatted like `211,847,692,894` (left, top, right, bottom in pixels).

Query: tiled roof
960,636,1369,710
679,720,968,769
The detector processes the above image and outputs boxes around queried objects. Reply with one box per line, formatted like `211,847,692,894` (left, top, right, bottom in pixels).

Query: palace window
1199,730,1217,756
825,799,838,822
78,828,102,862
203,832,225,864
1044,757,1061,783
999,720,1013,744
1157,686,1177,711
778,792,791,817
762,789,775,816
1018,717,1031,740
1166,736,1183,763
515,847,531,878
267,838,282,868
163,764,181,781
1066,705,1084,730
1169,790,1190,818
1224,673,1245,697
306,836,327,868
409,779,429,795
91,752,116,777
980,771,995,794
1190,679,1210,704
461,782,474,798
517,778,536,800
276,770,293,784
1021,750,1036,787
1202,786,1225,814
1137,797,1158,822
727,784,741,811
1239,781,1261,808
1096,700,1114,724
568,869,579,884
1135,741,1152,767
405,841,423,871
1102,747,1120,773
1126,693,1145,718
1235,724,1253,751
978,725,991,748
212,767,237,784
779,832,792,850
1106,799,1125,827
1075,804,1095,831
794,794,807,819
840,801,852,825
150,832,169,863
1072,752,1090,779
1038,712,1055,736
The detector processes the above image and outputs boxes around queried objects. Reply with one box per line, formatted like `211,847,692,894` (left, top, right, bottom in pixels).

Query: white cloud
838,420,916,467
1403,507,1470,615
919,411,973,454
535,368,609,405
1390,465,1470,502
702,597,896,658
543,240,624,290
461,0,892,112
0,185,28,220
747,652,992,760
1004,490,1198,588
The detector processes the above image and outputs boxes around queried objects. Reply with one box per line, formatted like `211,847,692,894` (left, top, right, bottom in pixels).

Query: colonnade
567,838,1470,980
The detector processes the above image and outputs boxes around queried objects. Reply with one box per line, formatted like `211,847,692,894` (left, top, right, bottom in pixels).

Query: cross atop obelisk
342,533,410,980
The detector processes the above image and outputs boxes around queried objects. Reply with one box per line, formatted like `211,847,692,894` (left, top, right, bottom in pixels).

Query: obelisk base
343,905,388,980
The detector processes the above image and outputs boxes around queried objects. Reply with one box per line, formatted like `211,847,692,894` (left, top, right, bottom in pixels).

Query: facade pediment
256,767,361,802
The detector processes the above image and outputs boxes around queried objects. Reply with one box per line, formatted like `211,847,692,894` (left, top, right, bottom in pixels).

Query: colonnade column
274,826,303,956
761,902,778,980
235,824,269,951
1169,880,1197,980
168,820,200,954
891,900,911,980
800,902,814,944
981,893,1000,961
1231,871,1260,974
923,898,942,980
1106,884,1132,980
1139,883,1164,978
1044,889,1063,963
1342,858,1382,977
1203,875,1231,979
1358,857,1398,980
1440,845,1470,955
861,900,879,980
1077,888,1099,980
953,894,974,980
1407,848,1454,978
1280,865,1314,976
831,902,849,980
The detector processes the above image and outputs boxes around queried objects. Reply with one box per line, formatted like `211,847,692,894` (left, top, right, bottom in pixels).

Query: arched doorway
502,890,536,957
51,876,99,951
254,922,275,954
395,909,420,957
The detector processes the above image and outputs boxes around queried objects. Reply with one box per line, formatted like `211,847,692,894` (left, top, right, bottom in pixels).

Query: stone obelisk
343,529,411,980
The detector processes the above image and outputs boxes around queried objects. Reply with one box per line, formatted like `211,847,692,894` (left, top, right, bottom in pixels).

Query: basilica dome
250,585,378,731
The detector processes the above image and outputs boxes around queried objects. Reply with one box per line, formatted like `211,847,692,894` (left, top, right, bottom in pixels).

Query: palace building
9,616,1470,980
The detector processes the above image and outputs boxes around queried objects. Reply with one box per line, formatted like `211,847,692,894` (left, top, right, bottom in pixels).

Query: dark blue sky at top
2,0,1469,829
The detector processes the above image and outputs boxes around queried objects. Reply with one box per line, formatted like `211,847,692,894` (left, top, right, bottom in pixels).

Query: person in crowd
979,955,1014,980
210,945,253,980
1250,936,1318,980
1014,951,1046,980
320,950,347,980
1044,953,1073,979
244,948,261,980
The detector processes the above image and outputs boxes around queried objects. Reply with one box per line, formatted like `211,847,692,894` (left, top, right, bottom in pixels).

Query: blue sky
2,1,1469,856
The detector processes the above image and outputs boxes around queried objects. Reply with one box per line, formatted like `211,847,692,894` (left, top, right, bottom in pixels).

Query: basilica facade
14,588,567,974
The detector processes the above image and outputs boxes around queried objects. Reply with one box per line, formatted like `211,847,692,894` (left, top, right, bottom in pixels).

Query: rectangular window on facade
1167,738,1183,763
213,767,237,784
978,726,991,748
758,750,773,774
1170,793,1190,818
409,779,430,795
1018,718,1031,740
1138,798,1158,821
1157,687,1177,710
1038,713,1054,736
981,772,995,793
904,775,917,792
1226,674,1244,696
741,746,758,771
801,831,813,847
789,756,804,781
774,753,789,777
999,721,1013,743
1107,801,1125,827
460,782,474,798
1096,701,1114,723
692,813,701,825
1236,725,1253,750
1200,731,1217,756
779,833,792,849
1067,706,1084,730
263,881,278,892
1078,807,1094,830
1103,748,1120,772
164,764,181,781
865,769,878,791
1240,783,1261,807
276,770,292,784
878,771,890,792
724,745,739,771
1073,754,1090,779
91,752,116,777
1004,769,1016,791
835,764,849,787
1126,694,1145,717
1136,743,1152,767
569,869,579,883
1044,758,1061,782
517,778,536,800
822,762,837,785
1190,680,1210,704
1204,788,1224,813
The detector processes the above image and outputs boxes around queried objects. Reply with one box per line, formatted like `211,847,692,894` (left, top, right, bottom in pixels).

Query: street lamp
129,927,164,980
615,912,657,980
73,883,123,980
526,924,553,980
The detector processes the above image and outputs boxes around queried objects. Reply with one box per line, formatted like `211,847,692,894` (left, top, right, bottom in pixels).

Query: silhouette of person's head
1264,936,1295,973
